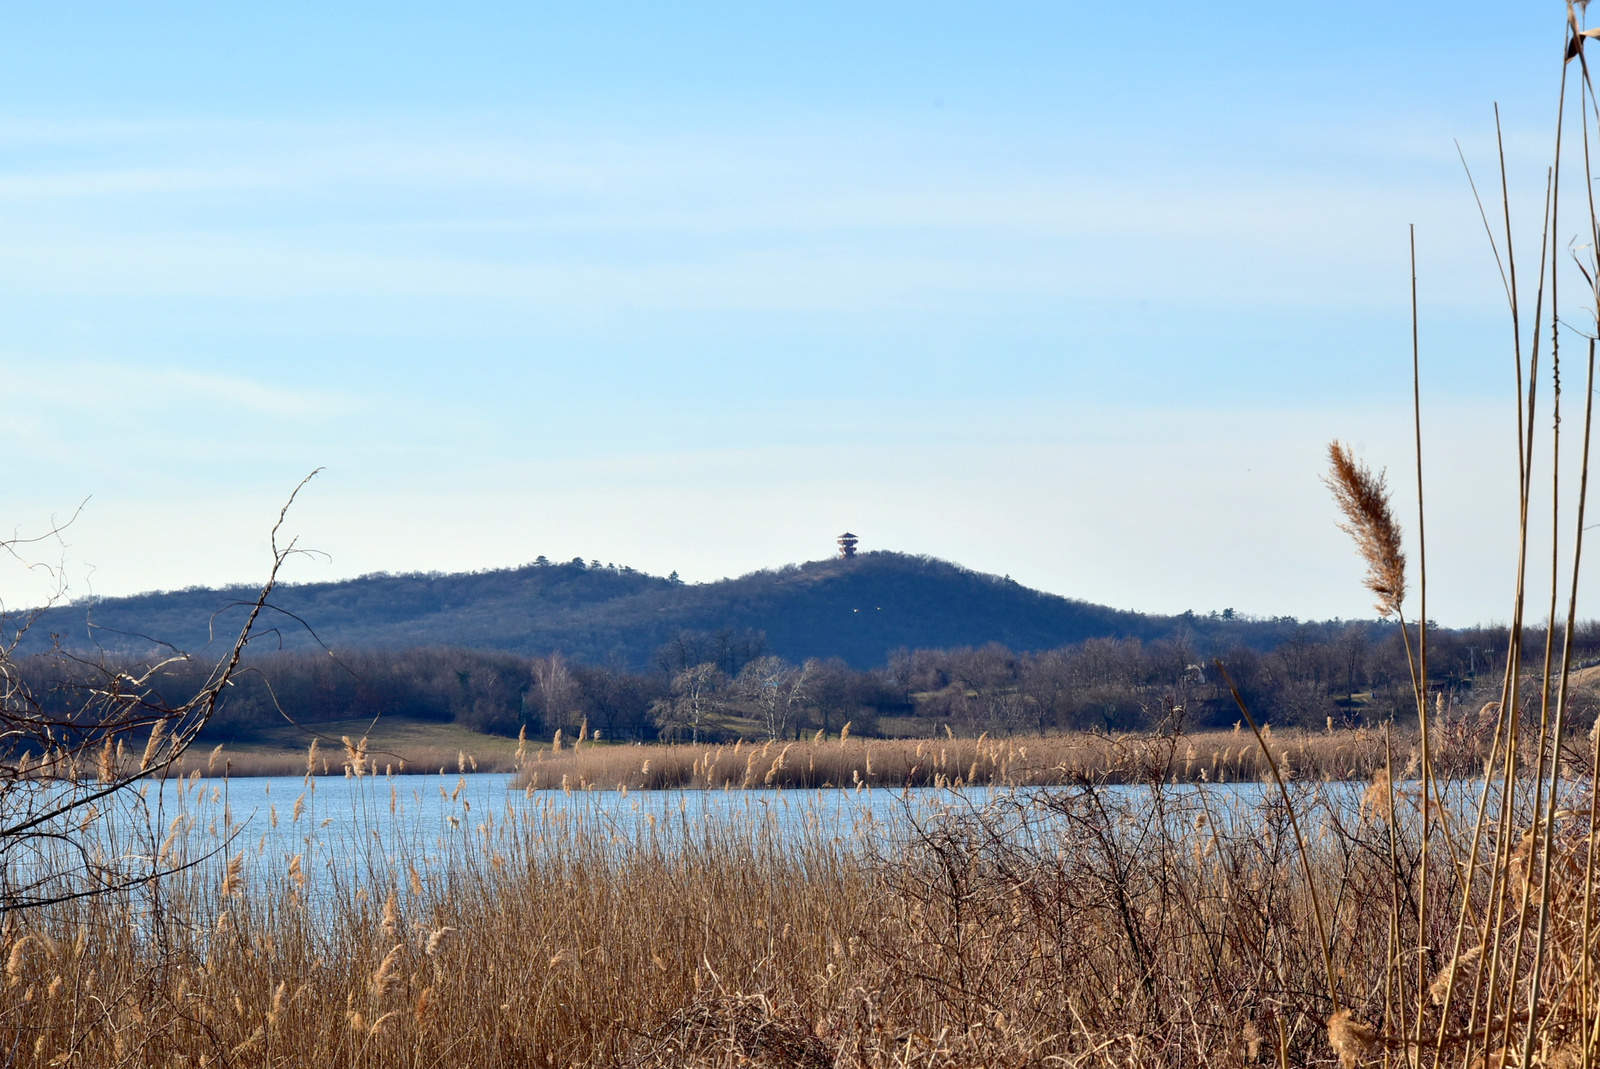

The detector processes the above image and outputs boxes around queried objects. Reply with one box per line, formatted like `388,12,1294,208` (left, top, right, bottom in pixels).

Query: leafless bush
0,476,315,913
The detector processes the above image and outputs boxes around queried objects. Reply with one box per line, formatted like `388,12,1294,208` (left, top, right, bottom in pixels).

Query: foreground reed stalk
1307,10,1600,1068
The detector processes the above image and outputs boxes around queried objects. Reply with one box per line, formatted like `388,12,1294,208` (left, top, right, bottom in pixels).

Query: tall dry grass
73,727,1439,785
0,730,1584,1068
513,725,1478,791
43,734,528,781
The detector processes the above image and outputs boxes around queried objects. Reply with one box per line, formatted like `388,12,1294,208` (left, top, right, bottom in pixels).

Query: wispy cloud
5,359,352,420
0,112,1507,314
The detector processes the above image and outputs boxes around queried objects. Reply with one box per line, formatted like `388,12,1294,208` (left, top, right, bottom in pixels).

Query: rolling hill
19,551,1311,670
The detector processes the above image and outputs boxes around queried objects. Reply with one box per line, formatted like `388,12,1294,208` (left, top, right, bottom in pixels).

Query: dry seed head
414,986,434,1021
1242,1021,1261,1061
140,719,167,771
370,943,404,999
229,1027,265,1057
5,936,30,986
1327,1010,1377,1069
268,980,287,1024
305,737,319,776
220,854,244,899
1324,441,1407,616
381,891,399,936
343,735,369,778
425,926,457,956
1360,770,1394,825
407,863,423,897
1429,943,1484,1005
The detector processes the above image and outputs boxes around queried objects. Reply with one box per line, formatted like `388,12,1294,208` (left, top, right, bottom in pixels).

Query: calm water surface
91,772,1497,900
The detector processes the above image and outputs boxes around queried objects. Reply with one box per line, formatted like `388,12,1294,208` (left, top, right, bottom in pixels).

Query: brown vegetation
0,729,1591,1068
514,726,1433,791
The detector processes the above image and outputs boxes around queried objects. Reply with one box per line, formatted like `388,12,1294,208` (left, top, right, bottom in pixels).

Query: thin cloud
5,360,351,419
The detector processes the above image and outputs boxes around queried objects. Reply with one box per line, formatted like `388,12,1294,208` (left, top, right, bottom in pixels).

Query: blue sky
0,3,1583,625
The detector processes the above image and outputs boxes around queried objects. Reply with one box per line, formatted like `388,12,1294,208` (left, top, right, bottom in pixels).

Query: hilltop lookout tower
836,532,859,559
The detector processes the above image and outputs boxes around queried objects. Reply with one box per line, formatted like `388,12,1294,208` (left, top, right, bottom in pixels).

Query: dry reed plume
1325,441,1408,618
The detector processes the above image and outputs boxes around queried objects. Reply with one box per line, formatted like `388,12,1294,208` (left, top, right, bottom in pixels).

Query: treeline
888,624,1528,734
16,621,1597,746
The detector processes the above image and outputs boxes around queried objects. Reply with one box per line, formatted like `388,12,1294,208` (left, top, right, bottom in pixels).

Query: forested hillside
13,549,1582,743
22,551,1316,670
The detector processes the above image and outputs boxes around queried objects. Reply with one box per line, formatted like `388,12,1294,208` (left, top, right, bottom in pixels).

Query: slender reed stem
1215,660,1338,1014
1409,225,1434,1067
1503,30,1573,1068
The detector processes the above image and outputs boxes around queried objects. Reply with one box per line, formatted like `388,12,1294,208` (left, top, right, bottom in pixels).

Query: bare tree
531,653,579,734
650,663,724,744
735,656,814,740
0,475,317,914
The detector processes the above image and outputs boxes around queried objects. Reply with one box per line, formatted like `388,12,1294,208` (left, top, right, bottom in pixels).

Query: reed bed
0,731,1583,1068
17,737,526,782
185,745,523,779
514,726,1453,791
43,727,1436,785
